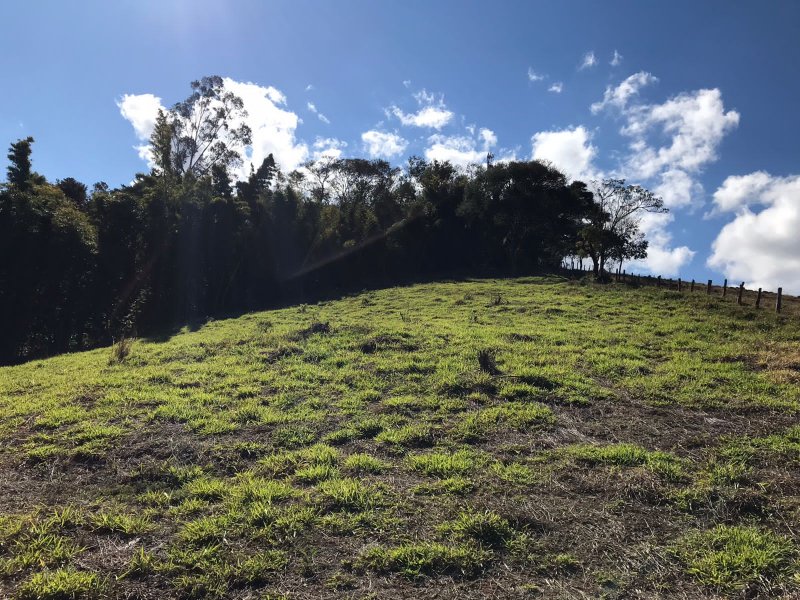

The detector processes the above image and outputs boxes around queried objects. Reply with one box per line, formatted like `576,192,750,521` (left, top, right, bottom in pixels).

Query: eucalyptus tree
149,76,252,179
577,178,666,277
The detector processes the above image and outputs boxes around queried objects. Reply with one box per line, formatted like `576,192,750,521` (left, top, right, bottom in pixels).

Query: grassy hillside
1,276,799,599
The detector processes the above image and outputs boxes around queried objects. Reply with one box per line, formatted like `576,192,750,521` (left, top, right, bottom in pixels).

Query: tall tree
57,177,88,206
6,137,35,190
578,178,666,276
169,76,252,178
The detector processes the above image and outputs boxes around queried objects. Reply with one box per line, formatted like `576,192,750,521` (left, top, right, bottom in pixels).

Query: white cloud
425,127,499,168
588,79,739,273
306,101,330,124
222,78,309,174
548,82,564,94
530,126,597,181
479,128,497,148
413,89,437,105
305,84,314,92
312,137,347,160
527,67,545,82
117,93,163,140
591,71,658,114
579,51,597,70
708,173,800,293
119,79,311,176
361,130,408,159
621,88,740,179
628,211,695,275
710,171,773,214
402,80,412,88
117,93,165,167
611,50,623,66
389,87,454,130
390,104,454,129
654,168,703,209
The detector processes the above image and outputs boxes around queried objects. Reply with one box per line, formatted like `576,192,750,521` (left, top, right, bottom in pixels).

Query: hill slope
1,277,799,599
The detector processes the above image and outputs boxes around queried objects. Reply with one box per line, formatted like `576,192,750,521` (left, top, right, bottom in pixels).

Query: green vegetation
356,541,491,577
1,277,799,597
17,568,101,600
674,525,796,593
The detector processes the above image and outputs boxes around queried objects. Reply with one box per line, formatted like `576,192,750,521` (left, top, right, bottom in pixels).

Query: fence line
559,264,796,316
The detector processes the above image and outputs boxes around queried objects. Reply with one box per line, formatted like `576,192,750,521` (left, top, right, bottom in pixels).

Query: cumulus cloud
530,126,597,181
590,71,658,114
548,82,564,94
117,93,163,139
425,127,500,168
117,93,165,165
388,87,454,129
592,78,739,212
708,173,800,292
627,211,695,275
610,50,623,66
312,137,347,160
527,67,545,82
390,104,453,129
306,101,330,124
119,78,311,177
579,51,597,70
709,171,774,214
621,88,740,180
361,130,408,159
654,168,704,209
222,78,309,174
588,77,739,272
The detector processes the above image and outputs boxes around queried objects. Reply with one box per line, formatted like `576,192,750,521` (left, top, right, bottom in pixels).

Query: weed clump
293,321,331,341
108,337,133,365
673,525,795,593
407,450,476,478
17,568,102,599
356,541,491,577
477,349,502,376
439,510,517,548
343,453,388,474
317,478,379,512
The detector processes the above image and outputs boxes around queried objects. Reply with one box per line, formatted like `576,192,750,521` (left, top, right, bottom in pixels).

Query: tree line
0,76,665,364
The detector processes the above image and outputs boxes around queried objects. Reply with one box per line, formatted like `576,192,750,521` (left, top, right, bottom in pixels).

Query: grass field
1,276,799,599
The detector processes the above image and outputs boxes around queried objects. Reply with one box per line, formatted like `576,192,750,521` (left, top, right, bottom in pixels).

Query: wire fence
560,265,800,318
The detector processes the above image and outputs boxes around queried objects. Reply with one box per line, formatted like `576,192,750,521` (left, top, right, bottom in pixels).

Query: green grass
356,541,492,577
439,510,518,548
674,525,796,593
17,568,101,599
407,449,478,478
1,276,799,598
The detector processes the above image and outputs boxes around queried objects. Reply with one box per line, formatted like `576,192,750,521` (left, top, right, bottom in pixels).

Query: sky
2,0,800,291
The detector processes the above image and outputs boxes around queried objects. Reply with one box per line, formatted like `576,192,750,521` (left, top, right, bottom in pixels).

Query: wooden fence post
691,279,695,292
707,279,712,295
678,278,682,292
737,282,744,306
776,288,783,313
756,288,762,308
722,278,728,297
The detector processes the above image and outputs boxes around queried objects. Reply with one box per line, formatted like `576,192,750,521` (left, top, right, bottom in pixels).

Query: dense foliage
0,78,662,364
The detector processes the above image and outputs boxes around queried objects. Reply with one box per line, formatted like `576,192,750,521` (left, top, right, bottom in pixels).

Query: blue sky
2,1,800,290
